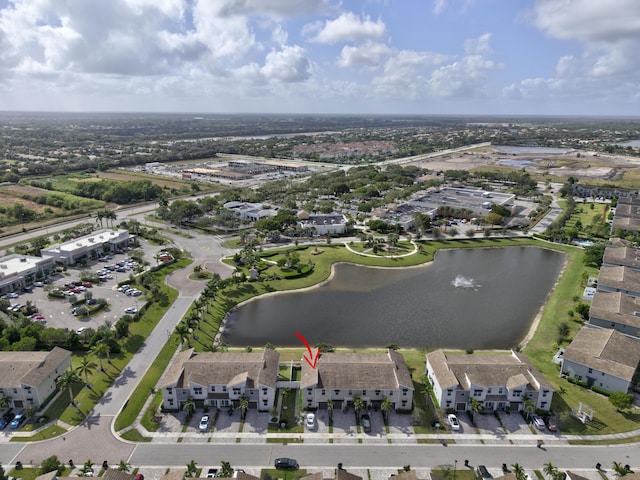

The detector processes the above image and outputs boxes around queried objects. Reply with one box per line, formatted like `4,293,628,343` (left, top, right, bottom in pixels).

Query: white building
223,202,277,222
160,349,279,412
298,214,349,236
0,347,72,409
41,229,131,265
0,254,56,294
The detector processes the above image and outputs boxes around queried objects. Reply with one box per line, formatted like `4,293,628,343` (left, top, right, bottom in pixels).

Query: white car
199,415,209,432
447,414,461,431
76,327,87,335
305,413,316,430
124,307,138,315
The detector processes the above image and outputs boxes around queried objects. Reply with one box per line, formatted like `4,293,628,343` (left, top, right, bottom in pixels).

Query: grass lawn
10,425,67,442
261,469,308,480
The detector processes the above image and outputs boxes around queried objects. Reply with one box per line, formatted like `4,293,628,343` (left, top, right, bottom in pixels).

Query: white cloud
508,0,640,107
305,12,385,44
428,54,499,98
433,0,448,15
337,42,391,69
214,0,332,19
464,33,492,55
532,0,640,43
260,45,311,83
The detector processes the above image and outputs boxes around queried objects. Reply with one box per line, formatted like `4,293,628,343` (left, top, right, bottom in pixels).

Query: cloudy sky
0,0,639,115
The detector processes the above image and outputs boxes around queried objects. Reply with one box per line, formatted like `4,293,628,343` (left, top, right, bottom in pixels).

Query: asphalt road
124,443,637,471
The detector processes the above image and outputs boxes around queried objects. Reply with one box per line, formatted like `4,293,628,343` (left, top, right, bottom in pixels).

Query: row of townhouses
559,195,640,394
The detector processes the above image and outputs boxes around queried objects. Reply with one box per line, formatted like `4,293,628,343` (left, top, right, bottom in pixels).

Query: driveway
331,409,358,443
360,411,387,444
386,411,416,444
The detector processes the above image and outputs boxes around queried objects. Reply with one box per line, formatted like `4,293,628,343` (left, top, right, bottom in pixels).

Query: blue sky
0,0,638,115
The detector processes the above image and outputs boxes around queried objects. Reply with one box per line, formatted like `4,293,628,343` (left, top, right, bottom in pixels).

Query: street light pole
454,459,457,480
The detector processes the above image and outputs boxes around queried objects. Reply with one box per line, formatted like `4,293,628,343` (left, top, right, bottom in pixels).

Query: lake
222,247,565,349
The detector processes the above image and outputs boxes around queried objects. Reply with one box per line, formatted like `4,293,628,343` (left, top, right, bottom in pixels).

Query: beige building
426,349,554,413
589,290,640,336
301,349,414,411
597,265,640,297
561,325,640,394
160,349,279,412
0,347,72,409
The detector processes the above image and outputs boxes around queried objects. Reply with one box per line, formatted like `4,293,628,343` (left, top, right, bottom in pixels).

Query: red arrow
295,332,321,369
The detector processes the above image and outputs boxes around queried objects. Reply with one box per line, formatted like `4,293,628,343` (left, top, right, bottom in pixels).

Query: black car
360,413,372,433
274,458,299,470
0,409,14,429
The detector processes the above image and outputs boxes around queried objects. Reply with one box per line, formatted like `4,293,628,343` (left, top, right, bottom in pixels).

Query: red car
82,282,93,288
545,416,558,431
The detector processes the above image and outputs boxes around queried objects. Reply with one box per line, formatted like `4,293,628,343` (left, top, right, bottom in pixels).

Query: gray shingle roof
0,347,70,388
427,349,551,391
598,265,640,292
160,349,279,389
301,350,414,391
590,291,640,327
564,326,640,381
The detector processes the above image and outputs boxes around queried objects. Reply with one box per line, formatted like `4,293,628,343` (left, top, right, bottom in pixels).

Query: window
348,390,352,396
588,368,593,374
222,386,227,392
447,390,452,396
541,402,547,408
375,390,381,396
232,388,241,394
167,388,173,395
487,388,492,394
210,386,216,392
263,400,268,405
194,387,203,395
362,390,366,396
512,390,521,397
334,389,340,396
473,390,482,397
221,400,229,407
321,389,326,395
211,400,217,407
402,388,408,396
307,388,312,394
542,391,547,397
262,388,268,394
389,391,393,396
249,390,254,395
168,399,174,406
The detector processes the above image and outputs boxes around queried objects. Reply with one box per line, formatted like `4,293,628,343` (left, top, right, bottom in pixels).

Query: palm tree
523,396,536,421
182,396,195,417
57,369,81,405
76,356,97,388
380,397,393,424
468,398,483,425
543,462,558,479
91,342,110,372
175,323,190,348
353,394,364,420
612,462,630,477
117,460,131,473
0,394,10,410
326,399,334,423
512,464,527,480
186,460,197,478
237,395,249,421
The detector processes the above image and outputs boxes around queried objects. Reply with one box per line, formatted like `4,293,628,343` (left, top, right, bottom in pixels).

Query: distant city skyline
0,0,638,116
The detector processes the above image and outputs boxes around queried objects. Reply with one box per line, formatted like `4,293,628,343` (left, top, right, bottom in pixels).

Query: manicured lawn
261,469,308,480
10,425,67,442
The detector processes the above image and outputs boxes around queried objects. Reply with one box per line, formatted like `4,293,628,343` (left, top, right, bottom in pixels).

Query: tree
186,460,198,478
237,395,249,421
523,396,536,420
219,461,234,478
117,460,131,472
41,455,63,474
326,398,334,423
543,462,558,480
612,461,630,477
574,302,590,320
76,356,97,387
380,396,393,424
56,368,81,405
609,392,634,412
468,398,484,424
353,394,364,419
91,341,110,371
175,323,190,348
511,464,526,480
183,396,196,417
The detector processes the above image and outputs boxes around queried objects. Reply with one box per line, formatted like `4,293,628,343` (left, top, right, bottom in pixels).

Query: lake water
493,145,572,155
614,140,640,148
223,247,565,349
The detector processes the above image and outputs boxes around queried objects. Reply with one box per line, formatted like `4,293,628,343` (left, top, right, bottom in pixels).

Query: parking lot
5,242,155,334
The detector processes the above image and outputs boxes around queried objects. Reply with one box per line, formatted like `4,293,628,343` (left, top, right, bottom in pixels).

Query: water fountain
451,274,480,289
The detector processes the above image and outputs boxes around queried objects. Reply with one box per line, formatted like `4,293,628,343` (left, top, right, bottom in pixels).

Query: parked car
447,413,461,431
545,416,558,431
10,412,25,429
476,465,492,480
33,281,44,287
305,413,315,430
0,410,14,429
232,470,245,478
206,469,218,478
198,415,209,432
532,415,546,430
360,413,372,433
274,458,299,470
76,327,87,335
124,307,138,315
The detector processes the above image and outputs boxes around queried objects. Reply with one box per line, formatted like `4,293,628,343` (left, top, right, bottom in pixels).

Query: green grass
431,469,474,480
261,469,307,480
119,428,152,442
140,390,164,432
266,437,304,443
10,425,67,442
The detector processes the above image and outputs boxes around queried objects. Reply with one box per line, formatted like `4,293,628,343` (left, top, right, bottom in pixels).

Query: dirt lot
410,146,640,182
